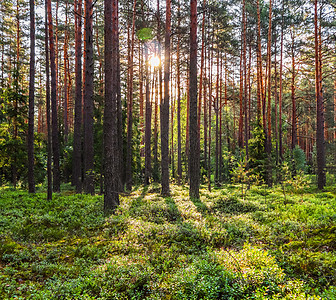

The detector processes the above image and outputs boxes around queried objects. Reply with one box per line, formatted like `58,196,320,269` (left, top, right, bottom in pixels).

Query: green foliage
0,184,335,299
248,122,267,183
137,28,154,41
292,145,307,173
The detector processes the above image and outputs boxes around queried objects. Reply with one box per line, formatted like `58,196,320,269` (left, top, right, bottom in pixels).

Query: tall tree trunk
314,0,325,189
189,0,200,199
291,28,297,150
47,0,60,192
125,0,137,191
84,0,94,194
144,44,152,185
198,0,206,131
279,0,284,161
215,46,219,184
177,0,182,183
238,29,244,148
63,0,69,142
203,44,208,170
256,0,263,123
243,0,249,162
104,0,120,210
208,33,213,191
219,54,223,182
274,33,278,164
28,0,36,193
161,0,171,196
45,0,52,200
266,0,272,187
139,42,144,157
73,0,82,193
224,54,230,150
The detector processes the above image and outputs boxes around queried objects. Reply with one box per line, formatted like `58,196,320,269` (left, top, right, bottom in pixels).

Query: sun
149,55,160,67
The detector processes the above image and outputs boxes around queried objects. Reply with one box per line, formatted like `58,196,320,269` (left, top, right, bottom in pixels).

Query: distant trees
0,0,335,200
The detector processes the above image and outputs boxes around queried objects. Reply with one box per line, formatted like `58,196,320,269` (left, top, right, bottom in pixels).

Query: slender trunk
47,0,60,192
198,0,206,131
73,0,82,192
291,28,297,150
208,31,213,191
279,0,284,161
314,0,325,189
63,1,69,142
274,32,278,164
189,0,200,199
203,44,208,170
219,54,223,182
139,42,144,157
238,28,244,148
125,0,136,191
161,0,171,196
28,0,36,193
177,0,182,183
256,0,263,122
45,0,52,200
144,44,152,185
215,46,219,183
84,0,94,194
243,0,249,162
266,0,272,187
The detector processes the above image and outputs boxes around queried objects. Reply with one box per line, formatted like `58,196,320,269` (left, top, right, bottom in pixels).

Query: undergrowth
0,183,335,299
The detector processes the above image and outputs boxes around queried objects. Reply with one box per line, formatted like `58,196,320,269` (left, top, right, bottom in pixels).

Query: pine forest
0,0,336,298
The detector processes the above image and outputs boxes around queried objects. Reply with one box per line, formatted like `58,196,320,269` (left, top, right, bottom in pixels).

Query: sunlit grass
0,183,335,298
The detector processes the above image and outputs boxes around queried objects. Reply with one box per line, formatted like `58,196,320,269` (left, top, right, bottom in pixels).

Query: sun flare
149,55,160,67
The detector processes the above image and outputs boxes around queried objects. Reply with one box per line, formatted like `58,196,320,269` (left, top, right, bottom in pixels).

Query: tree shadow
190,197,209,217
164,197,183,223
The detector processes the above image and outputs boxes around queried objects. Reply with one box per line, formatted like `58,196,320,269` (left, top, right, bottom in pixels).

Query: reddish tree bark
161,0,171,196
28,0,36,193
73,0,82,193
47,0,60,192
189,0,200,199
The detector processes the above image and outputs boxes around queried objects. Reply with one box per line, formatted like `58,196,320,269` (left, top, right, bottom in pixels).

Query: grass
0,182,335,299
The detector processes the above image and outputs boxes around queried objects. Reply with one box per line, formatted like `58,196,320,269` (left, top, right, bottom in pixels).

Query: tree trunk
161,0,171,196
189,0,200,199
314,0,325,189
28,0,35,193
266,0,272,187
291,28,297,150
144,44,152,185
73,0,82,193
104,0,120,211
45,0,52,200
84,0,94,194
279,0,284,161
47,0,60,192
177,0,182,183
125,0,137,191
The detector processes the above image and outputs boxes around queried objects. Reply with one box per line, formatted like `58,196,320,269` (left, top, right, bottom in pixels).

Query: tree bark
73,0,82,193
47,0,60,192
104,0,120,210
83,0,94,194
189,0,200,199
125,0,137,191
314,0,326,189
161,0,171,195
144,44,152,185
28,0,36,193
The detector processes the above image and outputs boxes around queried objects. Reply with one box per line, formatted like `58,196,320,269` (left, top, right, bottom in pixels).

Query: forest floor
0,182,335,299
